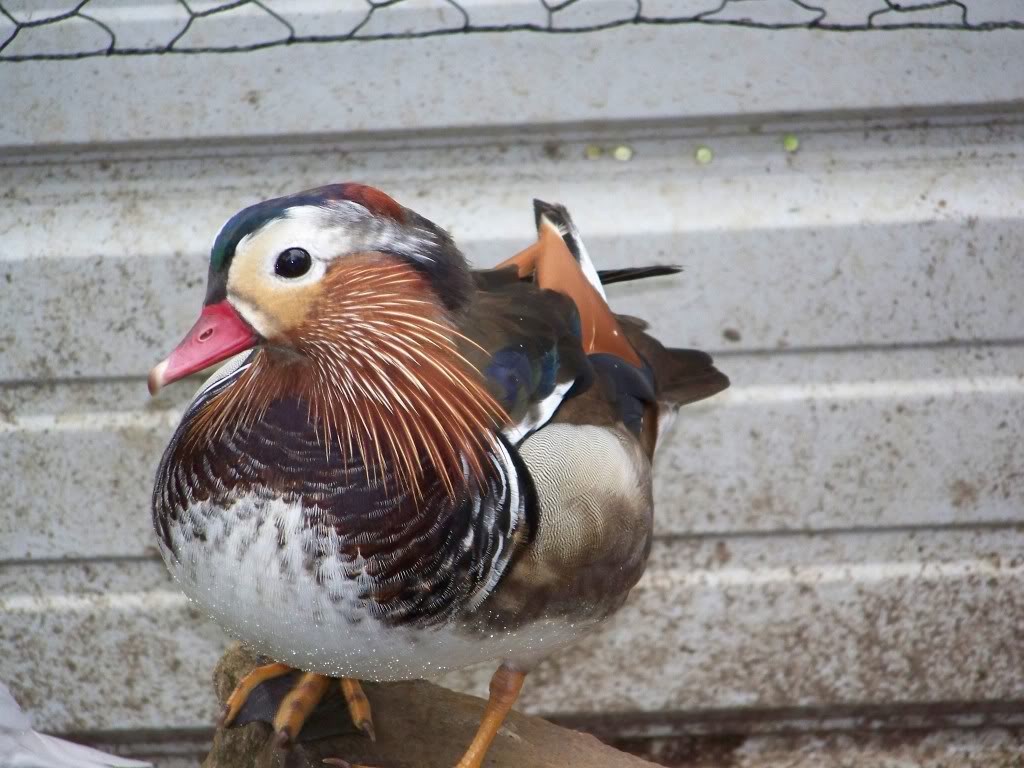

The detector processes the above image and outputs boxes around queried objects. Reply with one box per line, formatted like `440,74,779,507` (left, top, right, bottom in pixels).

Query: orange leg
453,665,526,768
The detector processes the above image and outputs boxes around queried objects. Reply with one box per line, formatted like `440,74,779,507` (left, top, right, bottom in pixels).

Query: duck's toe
273,671,333,746
221,664,376,749
220,661,293,728
340,678,376,742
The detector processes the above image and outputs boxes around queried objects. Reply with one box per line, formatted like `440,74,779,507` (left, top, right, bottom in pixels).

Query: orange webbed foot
221,664,378,749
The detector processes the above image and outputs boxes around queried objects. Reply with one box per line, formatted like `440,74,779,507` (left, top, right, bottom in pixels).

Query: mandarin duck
148,184,728,768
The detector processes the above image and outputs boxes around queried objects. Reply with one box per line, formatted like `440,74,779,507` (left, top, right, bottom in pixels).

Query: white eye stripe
245,210,354,266
227,201,444,286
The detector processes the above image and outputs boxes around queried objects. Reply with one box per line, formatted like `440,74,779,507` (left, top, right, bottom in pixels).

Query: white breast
161,496,584,680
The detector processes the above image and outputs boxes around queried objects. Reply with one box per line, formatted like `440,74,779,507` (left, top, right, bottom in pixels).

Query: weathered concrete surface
4,123,1024,382
3,22,1024,147
203,644,659,768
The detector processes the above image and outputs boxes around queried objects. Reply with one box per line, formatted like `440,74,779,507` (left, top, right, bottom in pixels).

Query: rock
204,643,659,768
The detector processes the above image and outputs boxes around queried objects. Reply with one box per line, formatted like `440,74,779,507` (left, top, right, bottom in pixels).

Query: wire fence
1,0,1022,61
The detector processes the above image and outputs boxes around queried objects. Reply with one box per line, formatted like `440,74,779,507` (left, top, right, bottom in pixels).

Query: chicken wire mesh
0,0,1022,61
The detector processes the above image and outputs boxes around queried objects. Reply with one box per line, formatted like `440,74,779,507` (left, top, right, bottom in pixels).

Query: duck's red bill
148,301,259,395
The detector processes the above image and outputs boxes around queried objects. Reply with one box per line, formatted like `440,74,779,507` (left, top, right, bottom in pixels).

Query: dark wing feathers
597,265,683,285
464,273,591,435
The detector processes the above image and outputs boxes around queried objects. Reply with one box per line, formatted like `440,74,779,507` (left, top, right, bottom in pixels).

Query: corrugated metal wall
1,4,1023,765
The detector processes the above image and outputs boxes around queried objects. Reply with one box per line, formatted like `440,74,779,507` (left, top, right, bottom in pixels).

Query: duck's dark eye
275,247,312,278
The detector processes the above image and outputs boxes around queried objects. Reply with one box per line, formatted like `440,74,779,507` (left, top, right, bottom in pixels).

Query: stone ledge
203,644,659,768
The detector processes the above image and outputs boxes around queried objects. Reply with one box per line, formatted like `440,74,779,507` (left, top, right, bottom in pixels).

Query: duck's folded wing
464,271,591,445
466,200,660,445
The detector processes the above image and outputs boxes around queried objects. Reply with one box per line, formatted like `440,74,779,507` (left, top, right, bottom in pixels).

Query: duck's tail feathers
532,199,607,300
617,316,730,407
597,265,683,285
656,347,731,407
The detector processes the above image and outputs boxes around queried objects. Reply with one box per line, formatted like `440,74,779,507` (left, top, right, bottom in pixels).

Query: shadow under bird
148,184,728,767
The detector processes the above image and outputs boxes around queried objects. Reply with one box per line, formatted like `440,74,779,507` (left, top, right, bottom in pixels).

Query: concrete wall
1,3,1022,764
